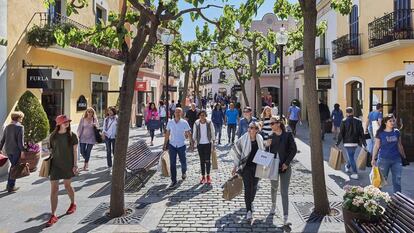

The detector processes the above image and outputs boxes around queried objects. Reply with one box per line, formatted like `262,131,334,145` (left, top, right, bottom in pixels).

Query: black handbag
402,156,410,166
94,126,103,143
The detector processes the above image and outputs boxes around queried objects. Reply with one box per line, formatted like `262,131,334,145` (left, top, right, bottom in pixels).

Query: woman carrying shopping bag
102,107,118,172
371,114,408,193
46,115,79,227
231,122,264,221
77,107,99,171
192,110,215,185
267,116,297,226
146,102,160,146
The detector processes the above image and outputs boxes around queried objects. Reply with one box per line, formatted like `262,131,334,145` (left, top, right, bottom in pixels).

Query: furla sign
27,69,52,88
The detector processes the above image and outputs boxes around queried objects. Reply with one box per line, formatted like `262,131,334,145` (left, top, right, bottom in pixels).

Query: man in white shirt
163,108,192,188
159,101,167,134
271,103,279,116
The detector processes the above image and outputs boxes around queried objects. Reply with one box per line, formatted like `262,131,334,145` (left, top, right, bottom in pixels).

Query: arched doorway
348,81,363,117
395,77,414,161
261,87,279,107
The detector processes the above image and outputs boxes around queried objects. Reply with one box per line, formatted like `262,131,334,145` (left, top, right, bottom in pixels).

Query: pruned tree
45,0,229,217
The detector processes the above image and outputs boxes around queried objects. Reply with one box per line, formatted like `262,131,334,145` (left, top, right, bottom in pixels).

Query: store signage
317,79,332,90
163,86,178,92
405,64,414,85
27,69,52,88
232,85,242,92
135,81,147,91
76,95,87,111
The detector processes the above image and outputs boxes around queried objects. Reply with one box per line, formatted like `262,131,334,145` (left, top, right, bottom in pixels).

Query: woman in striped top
260,106,273,140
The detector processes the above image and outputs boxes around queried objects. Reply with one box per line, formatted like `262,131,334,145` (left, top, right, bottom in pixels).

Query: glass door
396,78,414,161
92,82,108,121
42,79,64,131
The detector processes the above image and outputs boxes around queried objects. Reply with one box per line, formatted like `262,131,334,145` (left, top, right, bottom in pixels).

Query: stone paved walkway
0,120,356,233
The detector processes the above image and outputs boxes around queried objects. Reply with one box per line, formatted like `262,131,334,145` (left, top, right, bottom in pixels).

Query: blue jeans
7,153,20,188
79,143,94,163
378,157,402,193
213,123,222,142
168,144,187,183
227,124,236,143
105,138,115,167
160,117,167,133
345,147,358,173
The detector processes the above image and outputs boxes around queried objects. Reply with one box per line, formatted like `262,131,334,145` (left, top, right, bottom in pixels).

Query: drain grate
293,201,343,223
80,202,150,225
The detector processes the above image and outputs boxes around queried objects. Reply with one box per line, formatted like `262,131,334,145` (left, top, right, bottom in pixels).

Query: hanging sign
135,81,147,91
405,64,414,85
76,95,88,111
27,69,52,88
317,79,332,90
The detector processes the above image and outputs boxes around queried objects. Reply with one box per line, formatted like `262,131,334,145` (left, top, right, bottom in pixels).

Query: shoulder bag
10,162,30,179
93,118,103,143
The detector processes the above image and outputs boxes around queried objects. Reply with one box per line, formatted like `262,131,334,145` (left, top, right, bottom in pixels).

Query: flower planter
342,207,380,233
20,151,41,172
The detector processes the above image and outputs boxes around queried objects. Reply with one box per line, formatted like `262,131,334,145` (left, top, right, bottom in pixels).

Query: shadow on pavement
58,170,110,196
24,213,50,223
166,184,213,207
301,213,323,233
329,174,347,189
135,184,175,203
0,190,14,198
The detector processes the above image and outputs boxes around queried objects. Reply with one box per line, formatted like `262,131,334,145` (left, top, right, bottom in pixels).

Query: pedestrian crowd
0,94,410,228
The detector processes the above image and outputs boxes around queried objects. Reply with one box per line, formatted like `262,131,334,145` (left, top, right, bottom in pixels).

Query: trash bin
136,114,143,128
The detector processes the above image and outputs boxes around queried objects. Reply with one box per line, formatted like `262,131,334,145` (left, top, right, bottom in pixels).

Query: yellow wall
336,46,413,118
7,0,121,126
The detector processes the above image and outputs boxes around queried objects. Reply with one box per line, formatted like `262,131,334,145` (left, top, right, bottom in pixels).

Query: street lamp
276,25,289,116
161,29,175,109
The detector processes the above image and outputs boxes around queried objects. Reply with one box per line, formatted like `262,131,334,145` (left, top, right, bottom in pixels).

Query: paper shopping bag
370,166,381,188
329,146,345,170
161,151,170,177
356,148,368,170
222,175,243,201
211,149,218,170
253,149,274,166
39,156,52,178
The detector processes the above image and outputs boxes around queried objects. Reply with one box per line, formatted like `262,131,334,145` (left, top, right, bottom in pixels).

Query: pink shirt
145,109,159,123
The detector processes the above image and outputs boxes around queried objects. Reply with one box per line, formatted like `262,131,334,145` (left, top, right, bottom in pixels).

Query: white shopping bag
253,149,274,166
255,156,280,181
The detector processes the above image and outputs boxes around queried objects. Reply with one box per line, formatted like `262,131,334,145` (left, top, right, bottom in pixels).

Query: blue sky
178,0,297,41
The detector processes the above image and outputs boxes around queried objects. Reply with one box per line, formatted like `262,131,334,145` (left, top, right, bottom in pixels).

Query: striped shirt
261,118,272,140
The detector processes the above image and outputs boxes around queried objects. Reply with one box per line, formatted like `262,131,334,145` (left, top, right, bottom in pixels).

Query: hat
243,107,252,112
55,115,72,126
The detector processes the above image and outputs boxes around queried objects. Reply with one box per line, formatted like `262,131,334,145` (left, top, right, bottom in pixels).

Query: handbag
10,162,30,179
222,175,243,201
0,153,8,167
211,148,218,170
148,119,161,130
356,148,368,170
39,156,52,178
401,156,410,166
160,151,170,177
93,118,103,143
370,166,387,188
329,146,345,170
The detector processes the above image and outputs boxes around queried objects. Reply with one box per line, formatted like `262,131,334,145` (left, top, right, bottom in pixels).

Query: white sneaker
246,211,252,220
350,174,359,180
270,203,276,214
283,215,289,225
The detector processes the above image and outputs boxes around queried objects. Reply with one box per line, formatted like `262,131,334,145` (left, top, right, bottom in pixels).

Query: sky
178,0,297,42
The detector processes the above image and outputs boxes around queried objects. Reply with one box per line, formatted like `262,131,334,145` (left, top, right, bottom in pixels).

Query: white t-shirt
199,122,209,144
272,107,279,116
159,106,167,117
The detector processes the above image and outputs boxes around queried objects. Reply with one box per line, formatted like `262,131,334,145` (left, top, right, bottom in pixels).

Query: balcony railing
332,34,361,60
294,48,329,72
368,9,414,48
262,65,286,75
27,12,123,61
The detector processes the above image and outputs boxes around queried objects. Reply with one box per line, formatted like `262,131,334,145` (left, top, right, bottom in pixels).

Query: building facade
332,0,414,160
4,0,123,130
0,0,7,133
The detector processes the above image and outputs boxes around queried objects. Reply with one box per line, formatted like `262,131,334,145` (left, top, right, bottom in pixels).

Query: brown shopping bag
211,148,218,170
356,148,368,170
329,146,345,170
222,175,243,201
161,151,170,177
39,156,52,178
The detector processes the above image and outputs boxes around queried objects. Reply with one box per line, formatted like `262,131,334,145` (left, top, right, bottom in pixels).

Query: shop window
96,6,106,25
349,5,359,49
42,79,64,131
92,82,108,120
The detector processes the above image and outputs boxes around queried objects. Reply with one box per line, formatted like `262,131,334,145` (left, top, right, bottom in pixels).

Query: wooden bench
351,192,414,232
125,139,163,186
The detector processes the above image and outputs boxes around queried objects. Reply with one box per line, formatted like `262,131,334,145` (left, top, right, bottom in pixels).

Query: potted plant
342,185,391,233
15,91,50,172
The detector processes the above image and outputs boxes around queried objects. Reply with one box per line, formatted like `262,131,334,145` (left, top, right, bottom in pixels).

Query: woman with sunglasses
371,114,407,193
232,122,264,221
266,116,297,226
260,106,273,141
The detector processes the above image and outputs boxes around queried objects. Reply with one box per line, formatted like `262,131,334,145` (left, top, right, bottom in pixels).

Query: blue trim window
394,0,411,30
349,5,359,49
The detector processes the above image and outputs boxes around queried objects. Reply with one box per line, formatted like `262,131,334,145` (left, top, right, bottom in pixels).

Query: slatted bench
125,139,163,186
351,192,414,233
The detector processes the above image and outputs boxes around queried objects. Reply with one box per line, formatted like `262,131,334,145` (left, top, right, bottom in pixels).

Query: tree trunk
254,76,261,117
240,82,249,107
301,0,330,215
109,63,137,217
181,54,192,102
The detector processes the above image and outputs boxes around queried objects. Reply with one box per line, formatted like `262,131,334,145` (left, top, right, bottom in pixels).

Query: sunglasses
249,126,258,130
